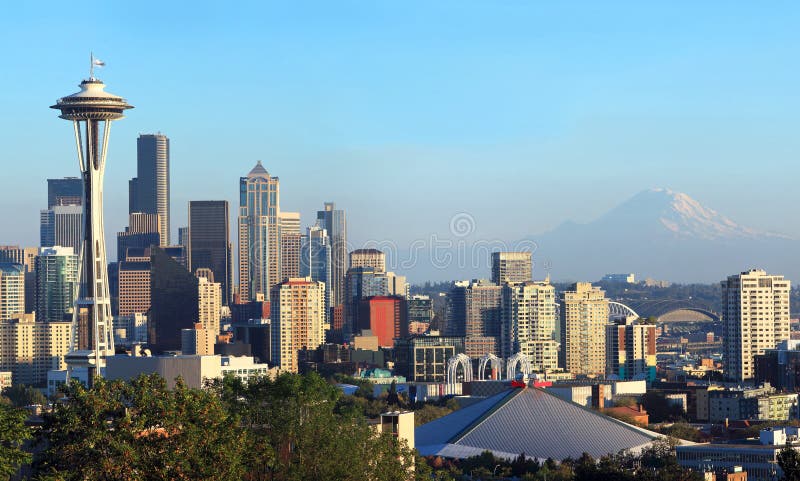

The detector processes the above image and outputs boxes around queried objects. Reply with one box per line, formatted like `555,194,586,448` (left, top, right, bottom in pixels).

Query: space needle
51,57,132,381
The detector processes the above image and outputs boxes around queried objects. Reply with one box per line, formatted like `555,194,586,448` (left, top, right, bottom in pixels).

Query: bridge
621,299,719,323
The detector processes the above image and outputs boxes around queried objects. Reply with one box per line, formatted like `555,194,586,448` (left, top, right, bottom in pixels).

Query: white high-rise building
40,204,82,253
502,281,558,371
238,161,280,302
723,269,791,382
0,263,25,321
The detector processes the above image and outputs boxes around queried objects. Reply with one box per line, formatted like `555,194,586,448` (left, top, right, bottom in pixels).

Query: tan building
559,282,609,377
0,263,25,321
491,252,532,285
181,323,215,355
386,271,408,298
0,313,71,385
502,280,558,371
349,249,386,273
270,277,326,373
0,246,37,270
197,273,222,335
279,211,302,281
118,259,151,317
723,269,791,382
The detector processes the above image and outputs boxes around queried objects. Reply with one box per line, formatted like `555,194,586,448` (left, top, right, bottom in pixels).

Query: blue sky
1,2,799,281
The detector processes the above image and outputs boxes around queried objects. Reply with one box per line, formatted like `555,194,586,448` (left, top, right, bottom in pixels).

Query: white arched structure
446,353,473,388
608,301,640,321
506,352,531,380
477,353,504,381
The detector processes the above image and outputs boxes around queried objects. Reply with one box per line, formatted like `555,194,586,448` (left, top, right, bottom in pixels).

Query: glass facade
35,247,78,323
148,247,199,353
189,201,231,305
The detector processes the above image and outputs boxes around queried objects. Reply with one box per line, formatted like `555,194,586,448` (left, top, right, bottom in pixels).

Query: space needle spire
51,61,133,382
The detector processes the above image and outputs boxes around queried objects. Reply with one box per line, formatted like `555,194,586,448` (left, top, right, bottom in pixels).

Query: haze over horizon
2,2,799,284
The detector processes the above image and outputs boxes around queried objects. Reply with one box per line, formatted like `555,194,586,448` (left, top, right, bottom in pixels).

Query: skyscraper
349,249,386,273
357,296,408,347
238,161,280,302
197,271,222,335
491,252,532,285
501,281,558,371
0,263,25,320
189,201,231,305
0,246,38,314
51,71,131,375
317,202,347,307
559,282,609,376
344,266,389,340
301,224,332,322
386,271,408,298
40,204,82,253
178,226,189,251
35,246,79,324
606,319,657,381
129,134,170,245
0,314,71,385
270,277,325,373
446,280,502,357
47,177,82,208
279,211,301,281
116,212,162,262
722,269,791,382
148,247,199,353
117,248,151,317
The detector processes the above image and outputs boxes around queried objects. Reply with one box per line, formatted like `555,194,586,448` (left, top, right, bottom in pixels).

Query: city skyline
2,2,800,283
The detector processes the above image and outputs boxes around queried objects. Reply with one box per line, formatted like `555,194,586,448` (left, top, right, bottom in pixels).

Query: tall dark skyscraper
148,246,199,353
129,133,170,245
316,202,347,308
47,177,82,208
188,201,231,305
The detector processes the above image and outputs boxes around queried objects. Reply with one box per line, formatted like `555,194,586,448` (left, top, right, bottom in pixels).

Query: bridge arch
477,353,504,381
608,301,639,320
506,352,531,380
446,353,473,387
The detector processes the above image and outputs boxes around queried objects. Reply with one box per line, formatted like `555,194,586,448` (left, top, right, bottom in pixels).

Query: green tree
640,392,684,423
2,384,46,408
0,403,31,480
778,443,800,481
210,371,421,481
662,422,702,442
387,380,400,406
33,374,248,481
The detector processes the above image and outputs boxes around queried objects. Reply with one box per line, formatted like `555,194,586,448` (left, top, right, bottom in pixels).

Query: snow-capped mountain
529,189,798,283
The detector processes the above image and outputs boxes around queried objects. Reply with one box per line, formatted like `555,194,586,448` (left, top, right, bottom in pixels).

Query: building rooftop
247,160,269,178
416,387,661,461
0,263,24,274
